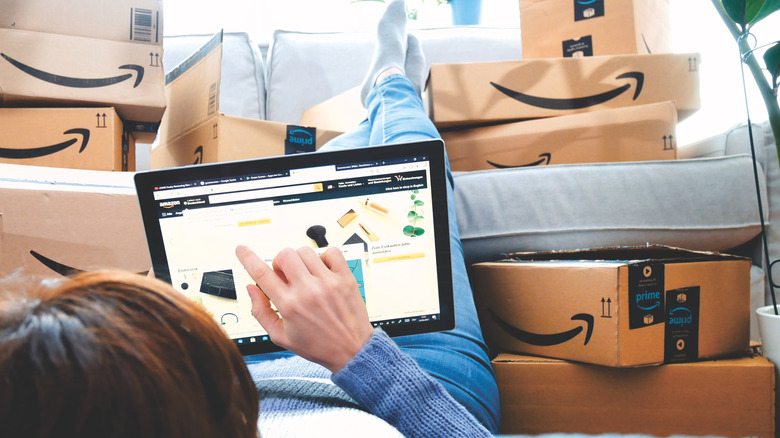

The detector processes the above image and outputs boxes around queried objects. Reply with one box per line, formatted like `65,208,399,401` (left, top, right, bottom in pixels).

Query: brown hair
0,270,259,438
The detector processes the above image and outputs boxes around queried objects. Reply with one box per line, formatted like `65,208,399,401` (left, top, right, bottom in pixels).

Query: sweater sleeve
331,328,493,438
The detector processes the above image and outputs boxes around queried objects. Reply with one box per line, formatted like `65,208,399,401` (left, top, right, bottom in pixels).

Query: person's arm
235,245,491,436
333,328,492,438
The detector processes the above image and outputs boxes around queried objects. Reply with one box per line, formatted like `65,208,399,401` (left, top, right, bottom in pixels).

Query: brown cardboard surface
299,86,365,133
441,101,677,171
428,53,700,127
0,28,166,143
519,0,671,59
0,164,150,279
493,352,774,437
0,107,135,171
472,246,751,367
0,0,163,45
151,115,343,169
158,32,224,145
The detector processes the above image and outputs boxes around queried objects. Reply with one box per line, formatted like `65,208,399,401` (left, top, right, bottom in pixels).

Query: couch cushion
163,32,266,120
265,27,522,125
453,154,768,266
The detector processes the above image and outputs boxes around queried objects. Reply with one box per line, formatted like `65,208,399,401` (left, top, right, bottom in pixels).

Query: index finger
235,245,286,300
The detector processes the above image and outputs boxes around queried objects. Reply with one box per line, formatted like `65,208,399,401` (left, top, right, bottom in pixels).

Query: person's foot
405,34,426,97
360,0,408,106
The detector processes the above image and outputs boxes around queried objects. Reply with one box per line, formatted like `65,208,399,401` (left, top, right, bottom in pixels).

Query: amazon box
441,101,677,171
0,28,166,143
519,0,671,59
0,107,135,171
151,116,342,168
471,245,751,367
0,163,150,280
1,0,163,45
427,52,700,128
493,351,774,437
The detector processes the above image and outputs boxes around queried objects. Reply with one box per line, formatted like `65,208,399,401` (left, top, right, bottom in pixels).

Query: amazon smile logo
489,309,594,346
1,53,144,88
193,145,204,165
487,152,551,169
30,250,149,277
0,128,90,159
490,71,644,110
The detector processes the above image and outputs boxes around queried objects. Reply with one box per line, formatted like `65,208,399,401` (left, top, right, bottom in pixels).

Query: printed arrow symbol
0,128,90,159
488,309,594,346
30,250,149,277
1,53,144,88
490,71,644,110
487,152,551,169
193,145,204,165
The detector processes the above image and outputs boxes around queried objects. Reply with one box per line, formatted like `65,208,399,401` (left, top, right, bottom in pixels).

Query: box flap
502,244,749,263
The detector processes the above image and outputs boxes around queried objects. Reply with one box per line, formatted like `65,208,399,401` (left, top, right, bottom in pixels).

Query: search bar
209,183,323,204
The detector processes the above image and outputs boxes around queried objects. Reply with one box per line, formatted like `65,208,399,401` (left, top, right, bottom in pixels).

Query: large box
441,101,678,171
427,53,700,128
471,245,751,367
0,164,151,280
493,351,774,437
0,28,166,143
151,116,342,168
0,107,135,171
0,0,163,45
519,0,671,59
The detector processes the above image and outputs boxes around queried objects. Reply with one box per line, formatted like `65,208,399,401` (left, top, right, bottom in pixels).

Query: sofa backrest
264,27,522,125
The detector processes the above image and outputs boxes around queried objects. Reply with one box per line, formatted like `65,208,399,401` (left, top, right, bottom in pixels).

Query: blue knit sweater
247,328,492,437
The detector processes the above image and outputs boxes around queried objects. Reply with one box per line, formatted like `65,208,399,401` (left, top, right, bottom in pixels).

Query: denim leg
246,74,500,433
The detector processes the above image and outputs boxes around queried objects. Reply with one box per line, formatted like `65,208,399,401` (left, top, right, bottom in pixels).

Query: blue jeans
249,75,501,433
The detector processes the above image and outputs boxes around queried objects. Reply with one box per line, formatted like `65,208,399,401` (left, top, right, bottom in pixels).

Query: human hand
235,245,374,373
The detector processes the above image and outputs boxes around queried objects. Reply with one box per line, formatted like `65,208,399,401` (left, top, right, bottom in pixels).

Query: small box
427,53,700,128
471,245,751,367
519,0,671,59
0,107,135,171
0,0,163,45
299,86,365,133
151,116,342,168
493,351,774,436
0,163,151,279
0,28,166,143
441,101,677,171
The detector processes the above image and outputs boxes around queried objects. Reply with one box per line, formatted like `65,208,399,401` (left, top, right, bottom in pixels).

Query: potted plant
717,0,780,367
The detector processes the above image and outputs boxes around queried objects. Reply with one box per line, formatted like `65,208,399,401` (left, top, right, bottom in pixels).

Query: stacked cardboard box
0,163,151,279
152,31,341,169
421,0,697,171
0,0,167,170
470,245,773,436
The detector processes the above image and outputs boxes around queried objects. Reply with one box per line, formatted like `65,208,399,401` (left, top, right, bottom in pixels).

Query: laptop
134,140,455,355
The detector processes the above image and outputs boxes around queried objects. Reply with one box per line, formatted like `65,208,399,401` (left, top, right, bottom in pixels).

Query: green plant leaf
414,200,424,206
721,0,780,29
765,42,780,92
411,194,416,200
413,227,425,236
403,225,415,236
408,211,418,223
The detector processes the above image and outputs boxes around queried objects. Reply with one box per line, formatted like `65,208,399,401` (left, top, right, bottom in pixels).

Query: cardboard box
0,107,135,171
493,351,774,437
0,163,151,280
441,101,678,171
0,28,166,143
472,245,751,367
151,116,342,168
299,86,365,133
427,53,700,128
0,0,163,45
519,0,671,59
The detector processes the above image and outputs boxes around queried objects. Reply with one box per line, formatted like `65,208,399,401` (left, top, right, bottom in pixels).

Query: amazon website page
151,156,442,345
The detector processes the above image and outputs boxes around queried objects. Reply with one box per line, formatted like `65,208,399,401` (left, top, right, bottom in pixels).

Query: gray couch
156,29,776,341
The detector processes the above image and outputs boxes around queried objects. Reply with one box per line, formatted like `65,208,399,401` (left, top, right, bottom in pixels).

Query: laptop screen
134,140,454,355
